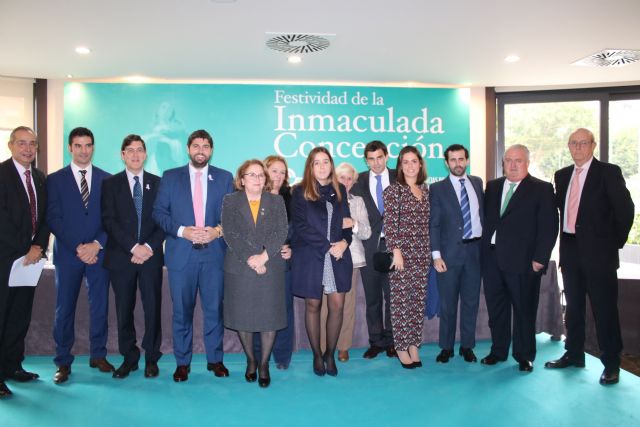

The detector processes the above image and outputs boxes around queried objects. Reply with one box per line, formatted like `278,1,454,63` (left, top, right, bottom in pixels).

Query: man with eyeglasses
0,127,50,398
101,135,165,380
545,128,634,385
153,129,233,382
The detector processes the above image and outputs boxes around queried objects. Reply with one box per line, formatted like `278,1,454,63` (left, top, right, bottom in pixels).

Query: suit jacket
221,191,288,278
101,170,165,270
429,175,484,267
0,158,49,266
350,169,397,258
47,165,111,266
555,158,634,270
481,174,558,274
152,164,234,270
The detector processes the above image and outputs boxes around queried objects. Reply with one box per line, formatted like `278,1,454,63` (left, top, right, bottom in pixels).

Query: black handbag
373,250,394,273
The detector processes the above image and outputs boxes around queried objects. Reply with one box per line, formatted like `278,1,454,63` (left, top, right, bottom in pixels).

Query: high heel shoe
412,361,423,368
324,353,338,377
245,362,257,383
258,363,270,388
401,361,416,369
313,355,326,377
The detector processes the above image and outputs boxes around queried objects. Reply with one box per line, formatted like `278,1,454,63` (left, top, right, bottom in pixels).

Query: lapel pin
145,184,150,190
208,174,213,181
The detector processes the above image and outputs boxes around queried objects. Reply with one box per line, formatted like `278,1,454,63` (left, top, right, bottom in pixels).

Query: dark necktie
25,170,37,234
459,178,472,239
79,170,89,209
375,174,384,215
133,176,142,240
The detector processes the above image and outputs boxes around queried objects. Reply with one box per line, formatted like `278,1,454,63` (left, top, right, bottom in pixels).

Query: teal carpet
2,334,638,427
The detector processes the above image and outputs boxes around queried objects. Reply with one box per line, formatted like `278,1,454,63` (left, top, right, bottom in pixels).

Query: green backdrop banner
63,83,470,181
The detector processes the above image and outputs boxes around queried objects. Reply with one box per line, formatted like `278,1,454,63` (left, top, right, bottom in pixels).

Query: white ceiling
1,0,639,88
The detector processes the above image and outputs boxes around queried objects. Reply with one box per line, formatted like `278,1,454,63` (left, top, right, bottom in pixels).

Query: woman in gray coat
222,159,288,388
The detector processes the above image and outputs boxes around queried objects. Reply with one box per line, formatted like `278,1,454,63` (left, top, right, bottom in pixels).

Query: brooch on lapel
145,184,151,190
208,174,213,181
260,208,265,216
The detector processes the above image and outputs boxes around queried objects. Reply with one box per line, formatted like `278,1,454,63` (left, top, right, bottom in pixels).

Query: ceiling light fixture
124,75,150,83
288,55,302,64
66,74,73,78
504,55,520,63
75,46,91,55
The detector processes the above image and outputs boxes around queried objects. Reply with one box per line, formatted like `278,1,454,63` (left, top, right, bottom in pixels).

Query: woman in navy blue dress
291,147,353,376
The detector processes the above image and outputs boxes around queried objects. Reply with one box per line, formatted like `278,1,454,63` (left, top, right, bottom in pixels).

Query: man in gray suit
430,144,483,363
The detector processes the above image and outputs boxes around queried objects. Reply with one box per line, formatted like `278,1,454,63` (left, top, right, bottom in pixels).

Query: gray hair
503,144,530,161
335,162,357,180
9,126,36,144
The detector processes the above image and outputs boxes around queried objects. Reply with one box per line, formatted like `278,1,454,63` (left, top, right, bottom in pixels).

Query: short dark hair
68,127,94,146
364,140,388,157
121,134,146,152
444,144,469,161
395,146,427,186
187,129,213,147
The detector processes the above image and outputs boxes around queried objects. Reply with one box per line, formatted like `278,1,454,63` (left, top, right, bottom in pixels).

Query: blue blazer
152,164,233,271
47,165,111,266
429,175,484,267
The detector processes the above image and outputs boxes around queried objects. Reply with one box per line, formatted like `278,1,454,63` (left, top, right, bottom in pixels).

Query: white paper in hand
9,256,46,287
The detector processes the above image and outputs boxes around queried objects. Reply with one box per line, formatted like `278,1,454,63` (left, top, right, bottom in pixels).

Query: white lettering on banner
274,106,444,134
274,132,444,160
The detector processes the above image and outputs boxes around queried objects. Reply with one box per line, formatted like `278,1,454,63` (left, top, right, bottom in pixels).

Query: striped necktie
459,178,472,239
79,170,89,209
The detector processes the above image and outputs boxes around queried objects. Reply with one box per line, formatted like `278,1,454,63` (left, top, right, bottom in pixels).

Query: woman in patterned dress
383,146,431,368
290,147,353,376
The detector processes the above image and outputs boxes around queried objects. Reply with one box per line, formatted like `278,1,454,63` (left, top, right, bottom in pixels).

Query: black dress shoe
258,363,270,388
599,367,620,385
400,360,416,369
173,365,190,382
313,355,326,376
519,360,534,372
53,366,71,384
89,358,115,373
412,361,423,368
245,362,257,383
363,346,385,359
544,353,585,369
480,354,505,365
459,347,478,363
0,381,12,398
324,353,338,377
207,362,229,377
9,368,40,382
386,346,398,358
436,349,454,363
144,362,159,378
113,362,139,379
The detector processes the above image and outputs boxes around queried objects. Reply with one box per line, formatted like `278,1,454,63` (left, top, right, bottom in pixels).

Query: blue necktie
459,178,472,239
133,176,142,240
375,174,384,215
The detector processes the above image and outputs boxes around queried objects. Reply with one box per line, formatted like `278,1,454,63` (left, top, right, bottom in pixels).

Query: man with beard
430,144,484,364
153,129,233,382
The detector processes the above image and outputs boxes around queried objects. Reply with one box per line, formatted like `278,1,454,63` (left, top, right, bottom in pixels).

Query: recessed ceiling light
75,46,91,55
504,55,520,63
288,55,302,64
66,74,73,78
124,75,150,83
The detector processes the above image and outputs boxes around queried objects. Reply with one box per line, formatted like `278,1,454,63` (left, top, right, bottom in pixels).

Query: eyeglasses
243,172,266,180
14,141,37,149
124,147,145,154
568,140,593,147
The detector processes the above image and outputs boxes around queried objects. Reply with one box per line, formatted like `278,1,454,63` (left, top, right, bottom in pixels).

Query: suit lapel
443,178,463,221
502,175,531,217
141,171,154,220
577,159,601,220
180,166,195,223
64,166,85,208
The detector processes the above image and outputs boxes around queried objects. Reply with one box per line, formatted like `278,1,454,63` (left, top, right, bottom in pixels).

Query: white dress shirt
70,161,93,193
177,163,209,237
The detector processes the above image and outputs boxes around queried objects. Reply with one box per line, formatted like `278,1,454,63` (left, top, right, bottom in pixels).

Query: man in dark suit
0,127,50,398
480,144,558,372
47,127,114,384
153,129,234,382
430,144,483,364
545,128,634,385
350,140,397,358
102,135,165,379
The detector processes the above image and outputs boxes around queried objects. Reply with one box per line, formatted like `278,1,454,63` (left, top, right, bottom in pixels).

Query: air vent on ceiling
265,33,332,54
572,49,640,67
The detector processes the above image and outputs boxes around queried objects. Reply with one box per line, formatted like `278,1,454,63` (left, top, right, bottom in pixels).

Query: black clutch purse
373,251,394,273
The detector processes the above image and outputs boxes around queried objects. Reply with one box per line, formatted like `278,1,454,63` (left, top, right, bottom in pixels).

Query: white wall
0,76,34,161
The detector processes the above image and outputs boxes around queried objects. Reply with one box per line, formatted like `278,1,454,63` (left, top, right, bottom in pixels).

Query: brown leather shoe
53,366,71,384
386,346,398,358
173,365,190,382
8,368,40,382
89,358,115,373
144,362,159,378
338,350,349,362
207,362,230,377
